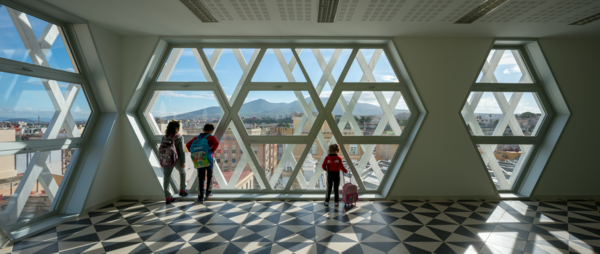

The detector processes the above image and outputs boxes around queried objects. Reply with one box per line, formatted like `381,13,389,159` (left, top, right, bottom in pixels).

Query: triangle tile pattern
2,200,600,253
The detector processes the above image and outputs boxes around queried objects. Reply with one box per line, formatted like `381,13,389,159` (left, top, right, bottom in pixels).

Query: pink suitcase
341,173,358,207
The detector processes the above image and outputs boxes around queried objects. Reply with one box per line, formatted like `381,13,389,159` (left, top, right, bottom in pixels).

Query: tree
519,112,537,119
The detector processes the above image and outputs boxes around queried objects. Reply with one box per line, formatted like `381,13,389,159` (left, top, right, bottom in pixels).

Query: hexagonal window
477,144,533,190
0,72,92,142
344,49,399,83
144,90,223,135
158,48,211,82
239,91,318,136
251,143,306,190
0,148,78,225
203,48,259,104
0,6,78,73
251,48,306,82
336,91,410,136
476,49,533,83
462,92,546,136
463,42,567,195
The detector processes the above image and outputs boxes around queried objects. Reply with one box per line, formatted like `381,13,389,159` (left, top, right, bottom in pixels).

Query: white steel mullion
481,144,511,189
481,50,503,83
158,48,183,81
208,48,223,68
229,49,259,104
512,50,532,83
192,48,213,82
231,49,247,69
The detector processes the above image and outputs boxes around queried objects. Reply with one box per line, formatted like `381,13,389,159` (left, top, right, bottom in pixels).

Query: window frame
464,44,557,192
0,4,100,231
137,41,422,195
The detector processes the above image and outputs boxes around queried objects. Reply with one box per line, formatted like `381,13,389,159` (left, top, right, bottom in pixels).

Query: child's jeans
197,166,213,194
325,171,341,203
163,165,186,198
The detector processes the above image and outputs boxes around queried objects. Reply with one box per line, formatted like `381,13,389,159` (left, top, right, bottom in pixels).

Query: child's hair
203,123,215,132
165,121,180,136
328,144,340,154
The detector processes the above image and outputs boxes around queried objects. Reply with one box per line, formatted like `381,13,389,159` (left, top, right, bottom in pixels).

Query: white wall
529,38,600,199
82,23,123,210
389,38,499,200
81,35,599,202
120,36,164,198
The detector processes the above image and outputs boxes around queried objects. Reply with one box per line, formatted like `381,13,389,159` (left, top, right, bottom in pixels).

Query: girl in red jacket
322,144,348,207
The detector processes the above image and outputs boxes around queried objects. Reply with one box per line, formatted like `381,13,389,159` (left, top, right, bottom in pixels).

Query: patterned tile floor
2,200,600,253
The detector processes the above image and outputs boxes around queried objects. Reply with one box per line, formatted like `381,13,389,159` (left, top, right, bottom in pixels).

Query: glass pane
251,49,306,82
203,48,258,105
240,91,317,136
0,6,77,73
0,72,90,142
344,49,398,83
477,50,533,83
336,91,410,136
212,122,263,190
147,91,223,135
252,143,305,190
0,148,77,225
346,144,397,190
297,48,352,103
477,144,533,190
462,92,545,136
158,48,210,82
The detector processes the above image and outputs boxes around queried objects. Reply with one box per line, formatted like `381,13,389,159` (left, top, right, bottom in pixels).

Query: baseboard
387,194,501,201
120,195,164,201
529,195,600,200
81,196,123,214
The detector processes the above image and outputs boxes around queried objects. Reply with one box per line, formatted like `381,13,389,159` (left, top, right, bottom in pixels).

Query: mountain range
165,98,410,119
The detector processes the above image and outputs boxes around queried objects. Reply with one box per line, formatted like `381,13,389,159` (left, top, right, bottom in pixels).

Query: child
322,144,348,207
161,121,188,204
186,123,219,204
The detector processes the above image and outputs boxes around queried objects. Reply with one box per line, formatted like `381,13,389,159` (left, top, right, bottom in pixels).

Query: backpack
190,134,213,168
158,134,179,167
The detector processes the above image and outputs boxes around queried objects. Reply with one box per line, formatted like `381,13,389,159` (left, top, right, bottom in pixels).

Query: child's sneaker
205,191,212,198
324,202,329,207
166,197,175,204
197,196,205,204
179,190,188,197
334,202,339,207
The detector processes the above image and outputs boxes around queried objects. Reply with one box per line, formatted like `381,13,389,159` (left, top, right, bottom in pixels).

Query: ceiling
45,0,600,37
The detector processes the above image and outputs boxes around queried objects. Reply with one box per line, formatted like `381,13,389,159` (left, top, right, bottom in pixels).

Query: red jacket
186,134,219,157
322,154,348,173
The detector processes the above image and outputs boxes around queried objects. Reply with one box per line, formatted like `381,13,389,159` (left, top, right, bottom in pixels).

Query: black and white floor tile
2,200,600,253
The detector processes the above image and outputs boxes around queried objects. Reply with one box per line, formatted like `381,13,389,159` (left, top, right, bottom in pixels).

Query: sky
469,50,543,115
151,47,406,117
0,6,91,121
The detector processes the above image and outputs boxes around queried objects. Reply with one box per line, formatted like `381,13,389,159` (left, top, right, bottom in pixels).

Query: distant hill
164,98,410,119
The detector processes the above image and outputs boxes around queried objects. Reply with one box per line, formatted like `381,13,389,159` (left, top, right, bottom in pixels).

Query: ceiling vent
568,12,600,25
180,0,219,23
318,0,339,23
454,0,509,24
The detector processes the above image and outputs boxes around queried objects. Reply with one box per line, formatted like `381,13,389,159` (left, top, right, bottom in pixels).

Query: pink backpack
159,134,179,167
342,174,358,206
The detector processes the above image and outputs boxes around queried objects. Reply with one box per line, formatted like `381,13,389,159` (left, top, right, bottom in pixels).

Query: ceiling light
569,12,600,25
180,0,219,23
454,0,509,24
318,0,339,23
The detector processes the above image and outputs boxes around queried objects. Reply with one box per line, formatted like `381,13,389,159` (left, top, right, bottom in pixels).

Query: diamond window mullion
139,42,422,196
0,4,96,228
463,46,555,191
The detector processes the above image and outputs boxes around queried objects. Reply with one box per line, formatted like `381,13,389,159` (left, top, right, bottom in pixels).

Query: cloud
161,91,215,100
339,91,409,109
380,75,398,82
